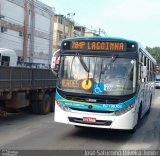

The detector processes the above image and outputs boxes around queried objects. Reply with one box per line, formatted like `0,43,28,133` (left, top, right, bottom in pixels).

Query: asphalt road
0,90,160,151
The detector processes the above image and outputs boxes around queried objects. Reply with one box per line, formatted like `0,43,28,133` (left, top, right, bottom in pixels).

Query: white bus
54,37,156,133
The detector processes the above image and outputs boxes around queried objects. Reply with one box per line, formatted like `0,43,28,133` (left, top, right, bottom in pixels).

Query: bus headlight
114,104,135,116
55,99,71,112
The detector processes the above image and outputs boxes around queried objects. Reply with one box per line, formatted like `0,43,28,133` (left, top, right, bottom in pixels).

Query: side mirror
141,66,147,78
51,57,56,69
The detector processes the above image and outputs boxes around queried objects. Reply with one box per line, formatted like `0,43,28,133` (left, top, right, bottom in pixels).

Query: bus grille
68,117,112,126
65,95,123,104
69,107,114,113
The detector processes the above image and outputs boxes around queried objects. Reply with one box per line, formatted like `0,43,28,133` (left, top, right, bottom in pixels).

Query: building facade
53,14,74,52
84,32,99,37
0,0,54,66
53,14,87,52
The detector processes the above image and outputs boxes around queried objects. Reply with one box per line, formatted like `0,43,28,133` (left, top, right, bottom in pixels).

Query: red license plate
83,117,96,123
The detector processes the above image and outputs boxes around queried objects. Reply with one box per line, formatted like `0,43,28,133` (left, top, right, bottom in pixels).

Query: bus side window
148,60,151,81
139,51,143,80
141,52,145,82
147,58,150,81
144,56,147,82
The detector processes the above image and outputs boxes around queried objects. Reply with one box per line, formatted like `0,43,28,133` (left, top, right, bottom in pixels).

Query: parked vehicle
0,1,57,115
0,48,57,114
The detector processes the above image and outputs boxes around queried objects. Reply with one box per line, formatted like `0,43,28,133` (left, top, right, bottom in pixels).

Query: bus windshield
59,55,136,96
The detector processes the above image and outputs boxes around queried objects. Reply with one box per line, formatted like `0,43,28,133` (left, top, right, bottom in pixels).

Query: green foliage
146,46,160,64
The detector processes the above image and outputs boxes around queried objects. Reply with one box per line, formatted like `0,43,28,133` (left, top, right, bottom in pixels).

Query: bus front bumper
54,103,137,130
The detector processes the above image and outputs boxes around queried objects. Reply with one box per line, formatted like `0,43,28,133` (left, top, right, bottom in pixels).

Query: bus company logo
88,105,93,110
85,98,96,102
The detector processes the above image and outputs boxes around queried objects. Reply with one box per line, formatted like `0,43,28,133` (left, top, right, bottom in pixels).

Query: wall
0,0,54,67
0,0,24,56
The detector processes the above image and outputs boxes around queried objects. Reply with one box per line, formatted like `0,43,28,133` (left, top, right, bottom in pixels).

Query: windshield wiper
87,57,90,83
98,55,117,84
69,56,76,78
69,53,90,80
77,53,89,73
77,54,91,85
98,58,104,84
102,55,117,73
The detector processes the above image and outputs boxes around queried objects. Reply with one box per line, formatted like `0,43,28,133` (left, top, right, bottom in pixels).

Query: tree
146,46,160,64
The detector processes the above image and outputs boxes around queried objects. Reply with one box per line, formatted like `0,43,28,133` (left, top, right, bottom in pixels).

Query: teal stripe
56,91,136,112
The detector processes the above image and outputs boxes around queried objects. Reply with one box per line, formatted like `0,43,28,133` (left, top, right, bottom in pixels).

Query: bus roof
63,36,138,43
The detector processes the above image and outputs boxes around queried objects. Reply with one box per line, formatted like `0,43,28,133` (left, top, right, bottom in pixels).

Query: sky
39,0,160,48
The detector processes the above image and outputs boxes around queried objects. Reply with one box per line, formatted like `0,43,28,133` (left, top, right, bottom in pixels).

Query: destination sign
156,67,160,71
62,79,80,88
70,41,126,51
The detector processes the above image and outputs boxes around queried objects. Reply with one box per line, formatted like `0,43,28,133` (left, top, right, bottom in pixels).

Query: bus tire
49,92,55,112
137,104,142,124
146,96,152,115
38,94,51,115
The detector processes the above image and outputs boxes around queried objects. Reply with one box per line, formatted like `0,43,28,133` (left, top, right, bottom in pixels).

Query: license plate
83,117,96,123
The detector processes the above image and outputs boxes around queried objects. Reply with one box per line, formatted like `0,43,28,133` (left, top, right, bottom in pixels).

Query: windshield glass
59,55,136,96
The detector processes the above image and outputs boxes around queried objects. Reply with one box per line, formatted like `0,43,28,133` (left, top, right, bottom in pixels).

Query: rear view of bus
54,37,156,132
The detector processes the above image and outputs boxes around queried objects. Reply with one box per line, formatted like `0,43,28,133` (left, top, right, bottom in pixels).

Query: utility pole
67,13,75,21
67,13,75,37
23,0,29,62
99,28,101,36
0,2,2,47
29,0,35,63
99,28,107,36
0,3,5,35
62,16,66,40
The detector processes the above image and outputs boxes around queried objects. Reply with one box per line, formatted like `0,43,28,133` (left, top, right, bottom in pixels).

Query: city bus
155,66,160,88
54,37,156,132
